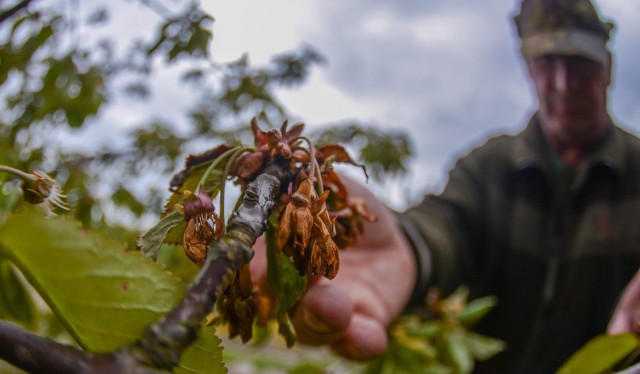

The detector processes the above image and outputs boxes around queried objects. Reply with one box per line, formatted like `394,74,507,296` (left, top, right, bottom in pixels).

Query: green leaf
557,333,639,374
463,331,505,361
0,210,184,352
406,320,442,338
266,214,307,347
445,330,473,374
138,210,185,260
457,296,498,327
365,339,443,374
0,256,37,329
174,327,227,374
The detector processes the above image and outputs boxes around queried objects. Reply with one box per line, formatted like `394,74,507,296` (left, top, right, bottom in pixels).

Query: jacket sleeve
400,138,504,303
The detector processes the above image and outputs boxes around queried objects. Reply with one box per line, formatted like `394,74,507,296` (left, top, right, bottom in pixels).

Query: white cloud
203,1,314,64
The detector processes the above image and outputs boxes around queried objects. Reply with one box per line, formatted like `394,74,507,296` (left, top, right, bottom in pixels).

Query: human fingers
291,279,390,360
330,313,388,360
290,283,353,345
249,237,270,289
608,310,633,334
608,269,640,334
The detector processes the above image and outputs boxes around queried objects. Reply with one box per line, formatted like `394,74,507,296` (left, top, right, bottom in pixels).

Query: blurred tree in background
0,0,413,233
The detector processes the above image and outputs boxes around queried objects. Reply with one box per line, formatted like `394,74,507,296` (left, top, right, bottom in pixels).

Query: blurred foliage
365,287,505,374
557,333,640,374
313,123,413,181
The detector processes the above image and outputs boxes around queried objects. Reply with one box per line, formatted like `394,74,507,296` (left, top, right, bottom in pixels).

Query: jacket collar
511,113,623,184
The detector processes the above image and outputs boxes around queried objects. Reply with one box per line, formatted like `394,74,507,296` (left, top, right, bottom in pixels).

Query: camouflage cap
513,0,614,64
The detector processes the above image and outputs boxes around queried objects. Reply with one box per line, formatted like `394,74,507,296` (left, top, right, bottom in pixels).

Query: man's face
527,54,611,145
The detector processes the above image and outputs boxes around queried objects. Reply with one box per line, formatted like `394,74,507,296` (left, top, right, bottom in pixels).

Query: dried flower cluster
276,178,339,279
165,117,376,343
231,118,306,186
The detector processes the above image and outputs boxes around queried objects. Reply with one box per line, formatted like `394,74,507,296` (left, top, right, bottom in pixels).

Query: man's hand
608,268,640,335
250,177,417,360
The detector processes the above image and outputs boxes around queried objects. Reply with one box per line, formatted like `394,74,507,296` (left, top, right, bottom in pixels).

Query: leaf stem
196,146,246,190
293,137,323,195
219,147,250,225
0,165,35,181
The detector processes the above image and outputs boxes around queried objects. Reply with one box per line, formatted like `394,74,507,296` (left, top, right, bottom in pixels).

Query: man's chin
550,119,597,143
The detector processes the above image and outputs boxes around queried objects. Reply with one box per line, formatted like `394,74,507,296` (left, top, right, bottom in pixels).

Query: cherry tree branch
0,0,34,24
0,162,293,373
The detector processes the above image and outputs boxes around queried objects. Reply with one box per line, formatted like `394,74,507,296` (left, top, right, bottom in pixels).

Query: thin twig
0,0,33,24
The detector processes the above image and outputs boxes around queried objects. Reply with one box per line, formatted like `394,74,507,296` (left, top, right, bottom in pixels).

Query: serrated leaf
0,256,37,329
165,221,188,246
266,214,307,347
557,333,639,374
174,327,227,374
0,210,184,352
463,331,505,361
138,210,185,260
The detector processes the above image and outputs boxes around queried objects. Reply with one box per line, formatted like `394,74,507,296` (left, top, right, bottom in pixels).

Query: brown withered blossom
212,264,270,342
310,191,340,279
176,187,224,264
230,118,306,185
276,178,340,278
276,179,315,275
15,169,69,216
213,265,255,342
320,166,377,248
332,197,378,248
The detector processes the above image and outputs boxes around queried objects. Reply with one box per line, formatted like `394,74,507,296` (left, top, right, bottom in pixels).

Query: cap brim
520,29,608,65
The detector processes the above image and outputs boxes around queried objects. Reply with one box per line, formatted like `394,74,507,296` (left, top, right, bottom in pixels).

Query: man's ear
605,51,613,86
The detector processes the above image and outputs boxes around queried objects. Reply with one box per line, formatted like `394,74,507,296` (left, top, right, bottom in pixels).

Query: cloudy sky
79,0,640,211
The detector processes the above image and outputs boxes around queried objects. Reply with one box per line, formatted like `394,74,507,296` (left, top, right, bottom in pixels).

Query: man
253,0,640,372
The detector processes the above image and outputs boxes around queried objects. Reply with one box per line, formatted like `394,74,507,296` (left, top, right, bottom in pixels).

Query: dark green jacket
403,114,640,373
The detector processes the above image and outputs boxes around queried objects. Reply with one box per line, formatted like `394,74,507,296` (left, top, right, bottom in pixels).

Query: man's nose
553,60,580,92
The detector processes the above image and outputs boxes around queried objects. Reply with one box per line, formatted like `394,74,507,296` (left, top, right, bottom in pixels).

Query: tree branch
0,0,34,24
0,163,292,373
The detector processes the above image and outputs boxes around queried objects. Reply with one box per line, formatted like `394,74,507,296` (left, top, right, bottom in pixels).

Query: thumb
291,283,389,360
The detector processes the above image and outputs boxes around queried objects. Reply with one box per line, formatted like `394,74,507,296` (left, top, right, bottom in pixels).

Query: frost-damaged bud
310,215,340,279
276,179,341,278
178,187,224,264
212,264,270,342
20,170,69,215
333,197,378,248
276,179,315,258
310,190,339,279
